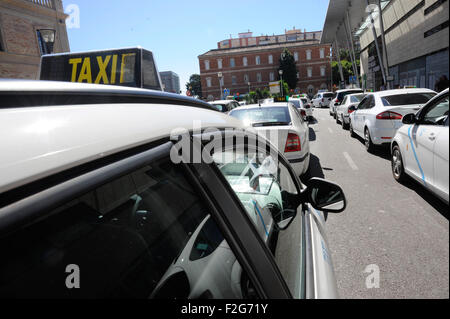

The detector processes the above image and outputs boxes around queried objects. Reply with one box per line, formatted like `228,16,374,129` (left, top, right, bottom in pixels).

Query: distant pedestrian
435,75,449,92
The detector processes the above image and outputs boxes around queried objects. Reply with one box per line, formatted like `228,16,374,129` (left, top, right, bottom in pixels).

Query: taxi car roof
0,87,246,194
0,80,215,110
370,88,437,98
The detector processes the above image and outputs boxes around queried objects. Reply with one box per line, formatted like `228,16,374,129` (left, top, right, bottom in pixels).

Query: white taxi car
391,88,449,204
335,93,366,129
349,88,437,152
0,79,346,299
228,102,310,177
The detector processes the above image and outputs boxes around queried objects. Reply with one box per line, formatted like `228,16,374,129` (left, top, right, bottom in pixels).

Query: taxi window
421,95,449,125
381,93,436,106
212,147,304,298
0,157,255,299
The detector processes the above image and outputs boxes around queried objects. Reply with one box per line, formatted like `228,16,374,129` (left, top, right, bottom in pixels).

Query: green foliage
278,48,298,90
247,88,270,103
185,74,202,98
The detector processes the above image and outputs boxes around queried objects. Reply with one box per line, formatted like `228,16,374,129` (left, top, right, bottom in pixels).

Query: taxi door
405,94,449,190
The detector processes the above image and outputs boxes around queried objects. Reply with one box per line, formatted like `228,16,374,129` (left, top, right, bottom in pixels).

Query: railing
25,0,55,9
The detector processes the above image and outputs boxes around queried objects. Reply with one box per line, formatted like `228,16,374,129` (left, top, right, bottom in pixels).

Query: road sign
269,81,280,94
223,88,230,96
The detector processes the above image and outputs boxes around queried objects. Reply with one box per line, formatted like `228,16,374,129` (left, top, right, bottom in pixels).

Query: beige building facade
0,0,70,79
359,0,449,91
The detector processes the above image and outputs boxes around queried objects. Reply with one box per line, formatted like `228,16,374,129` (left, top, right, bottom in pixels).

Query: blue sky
65,0,330,93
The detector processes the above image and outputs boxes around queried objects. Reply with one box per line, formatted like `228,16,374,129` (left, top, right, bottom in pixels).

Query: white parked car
391,88,449,204
229,103,310,177
330,88,364,118
312,92,334,108
335,93,366,129
289,98,313,121
349,88,437,152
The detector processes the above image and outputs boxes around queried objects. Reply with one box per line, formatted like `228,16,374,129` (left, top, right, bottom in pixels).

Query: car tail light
376,111,403,120
348,108,355,114
285,133,301,152
300,109,307,117
322,98,324,102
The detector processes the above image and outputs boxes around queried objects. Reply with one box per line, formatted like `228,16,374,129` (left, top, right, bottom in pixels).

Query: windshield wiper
252,121,290,127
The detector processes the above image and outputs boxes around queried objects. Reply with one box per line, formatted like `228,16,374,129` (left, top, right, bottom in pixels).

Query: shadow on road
308,117,318,125
309,127,316,141
401,178,449,219
354,136,392,161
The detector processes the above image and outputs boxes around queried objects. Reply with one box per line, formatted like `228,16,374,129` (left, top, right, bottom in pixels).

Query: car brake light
322,98,324,102
285,133,301,152
348,108,354,114
300,109,307,117
376,111,403,120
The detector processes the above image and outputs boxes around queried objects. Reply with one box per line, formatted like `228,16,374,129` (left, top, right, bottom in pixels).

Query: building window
244,74,249,83
257,73,262,82
306,50,312,60
230,58,235,67
0,26,4,52
268,55,273,64
320,66,326,77
307,68,312,78
320,48,325,59
217,59,222,69
206,77,212,87
205,60,210,70
255,56,261,65
296,72,299,79
294,52,298,62
232,75,237,85
269,72,274,81
243,57,248,66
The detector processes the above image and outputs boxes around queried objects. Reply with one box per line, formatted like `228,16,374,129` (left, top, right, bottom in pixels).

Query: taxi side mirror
303,178,346,213
402,113,416,124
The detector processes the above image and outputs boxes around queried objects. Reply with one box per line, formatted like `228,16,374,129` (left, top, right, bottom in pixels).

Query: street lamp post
218,72,223,100
279,70,284,97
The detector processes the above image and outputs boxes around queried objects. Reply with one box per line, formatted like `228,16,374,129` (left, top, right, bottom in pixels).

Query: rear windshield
381,93,436,106
337,90,363,101
229,107,291,125
350,94,365,103
323,93,334,98
211,103,227,112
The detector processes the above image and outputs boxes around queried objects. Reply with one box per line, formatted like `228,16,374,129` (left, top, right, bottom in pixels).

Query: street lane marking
343,152,359,170
328,127,333,133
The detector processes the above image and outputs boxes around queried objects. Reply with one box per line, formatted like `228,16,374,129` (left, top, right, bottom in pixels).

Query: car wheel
349,121,356,137
364,128,375,153
392,145,407,183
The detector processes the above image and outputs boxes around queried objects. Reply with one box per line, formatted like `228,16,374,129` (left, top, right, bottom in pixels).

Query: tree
185,74,202,98
332,49,360,86
278,48,298,90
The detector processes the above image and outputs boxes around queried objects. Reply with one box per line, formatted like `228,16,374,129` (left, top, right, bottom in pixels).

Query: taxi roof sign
39,47,163,91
